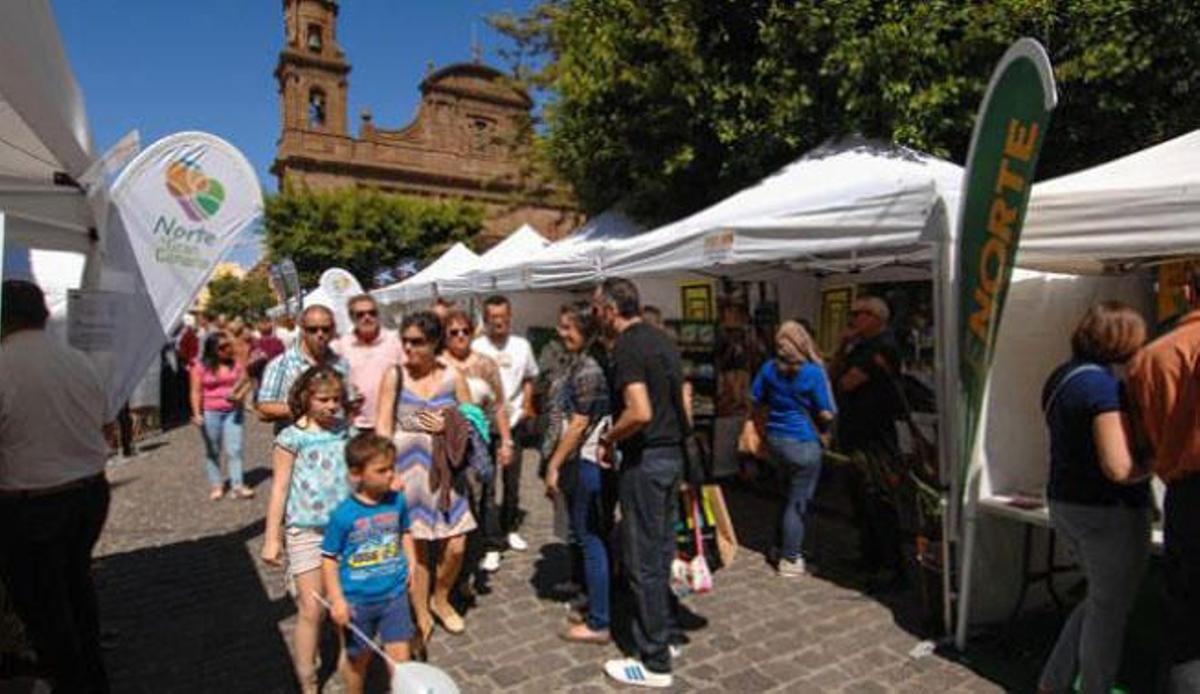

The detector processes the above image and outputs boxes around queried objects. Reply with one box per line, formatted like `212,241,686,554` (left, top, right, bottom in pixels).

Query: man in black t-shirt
832,295,905,588
593,278,685,689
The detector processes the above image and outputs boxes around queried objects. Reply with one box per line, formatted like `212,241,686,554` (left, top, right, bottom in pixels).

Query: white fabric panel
964,268,1153,623
0,0,93,181
1021,129,1200,273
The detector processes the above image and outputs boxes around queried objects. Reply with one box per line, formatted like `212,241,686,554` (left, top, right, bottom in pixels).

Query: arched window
308,89,326,128
306,24,323,53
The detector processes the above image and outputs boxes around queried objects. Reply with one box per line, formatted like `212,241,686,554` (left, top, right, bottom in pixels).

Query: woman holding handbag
746,321,835,577
190,331,254,500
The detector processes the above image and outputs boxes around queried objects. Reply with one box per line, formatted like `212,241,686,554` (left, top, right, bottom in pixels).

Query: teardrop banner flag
109,132,262,332
954,39,1057,529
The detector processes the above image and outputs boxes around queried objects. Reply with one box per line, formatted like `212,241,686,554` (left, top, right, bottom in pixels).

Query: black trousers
619,447,682,674
0,474,111,693
480,433,526,545
1164,475,1200,688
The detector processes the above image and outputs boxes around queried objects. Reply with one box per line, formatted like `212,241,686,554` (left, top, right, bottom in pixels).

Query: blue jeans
767,436,823,563
567,459,614,631
201,409,244,487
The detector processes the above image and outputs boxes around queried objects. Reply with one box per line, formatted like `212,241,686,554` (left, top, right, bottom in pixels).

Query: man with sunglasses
831,295,905,591
257,304,353,432
332,295,403,435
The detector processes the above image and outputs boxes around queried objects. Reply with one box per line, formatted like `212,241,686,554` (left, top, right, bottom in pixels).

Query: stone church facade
271,0,580,244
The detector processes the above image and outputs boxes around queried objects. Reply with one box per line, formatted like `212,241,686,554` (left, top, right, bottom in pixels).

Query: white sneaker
778,557,806,577
481,551,502,573
507,532,529,552
604,658,673,689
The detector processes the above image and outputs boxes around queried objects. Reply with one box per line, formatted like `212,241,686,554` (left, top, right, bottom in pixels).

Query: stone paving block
843,679,892,694
488,662,533,688
718,666,777,693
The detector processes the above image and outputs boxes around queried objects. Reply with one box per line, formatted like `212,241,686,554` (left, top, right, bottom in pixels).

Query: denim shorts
345,594,414,660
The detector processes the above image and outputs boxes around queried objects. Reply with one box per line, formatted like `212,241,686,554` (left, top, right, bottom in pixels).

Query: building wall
273,2,580,244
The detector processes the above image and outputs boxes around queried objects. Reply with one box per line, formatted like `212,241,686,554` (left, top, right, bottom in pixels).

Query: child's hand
330,597,351,627
261,537,283,566
390,476,404,492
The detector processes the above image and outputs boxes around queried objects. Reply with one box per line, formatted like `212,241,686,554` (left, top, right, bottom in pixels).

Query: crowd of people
5,265,1200,693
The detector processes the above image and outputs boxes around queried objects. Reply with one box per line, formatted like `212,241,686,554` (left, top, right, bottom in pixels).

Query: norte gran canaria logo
165,157,226,222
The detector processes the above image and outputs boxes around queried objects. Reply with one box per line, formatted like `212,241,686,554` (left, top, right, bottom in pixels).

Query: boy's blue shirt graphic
321,491,410,603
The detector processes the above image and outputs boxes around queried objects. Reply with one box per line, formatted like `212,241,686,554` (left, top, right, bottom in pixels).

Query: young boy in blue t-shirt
321,433,416,692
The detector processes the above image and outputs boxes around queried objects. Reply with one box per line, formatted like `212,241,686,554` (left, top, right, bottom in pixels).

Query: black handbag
669,374,709,487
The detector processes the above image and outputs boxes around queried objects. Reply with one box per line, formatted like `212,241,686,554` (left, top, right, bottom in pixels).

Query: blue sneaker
604,658,673,689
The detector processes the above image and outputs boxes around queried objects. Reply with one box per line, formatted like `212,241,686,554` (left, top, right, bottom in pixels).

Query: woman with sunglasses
376,311,474,651
190,332,253,500
439,308,513,576
748,321,835,576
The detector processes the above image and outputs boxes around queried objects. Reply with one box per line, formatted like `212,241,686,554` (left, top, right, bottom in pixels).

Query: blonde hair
776,320,823,366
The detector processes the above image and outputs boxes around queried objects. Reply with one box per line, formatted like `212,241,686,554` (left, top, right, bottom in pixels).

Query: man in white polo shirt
0,280,111,693
472,294,539,554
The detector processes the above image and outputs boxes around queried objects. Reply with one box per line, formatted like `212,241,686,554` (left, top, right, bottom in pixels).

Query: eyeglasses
447,328,471,338
304,324,334,335
401,336,429,347
352,309,378,320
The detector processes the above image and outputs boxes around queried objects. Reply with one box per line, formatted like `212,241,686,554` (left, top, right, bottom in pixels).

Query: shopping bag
671,491,713,596
701,484,738,569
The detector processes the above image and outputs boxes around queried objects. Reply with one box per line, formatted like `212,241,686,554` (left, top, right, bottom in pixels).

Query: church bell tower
276,0,350,136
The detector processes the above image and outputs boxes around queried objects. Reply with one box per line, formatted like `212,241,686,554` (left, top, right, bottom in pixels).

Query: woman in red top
190,332,253,500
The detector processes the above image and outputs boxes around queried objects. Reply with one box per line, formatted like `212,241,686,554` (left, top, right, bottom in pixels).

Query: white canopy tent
598,139,964,282
487,210,642,291
0,0,99,305
439,224,550,297
372,242,480,306
1020,129,1200,274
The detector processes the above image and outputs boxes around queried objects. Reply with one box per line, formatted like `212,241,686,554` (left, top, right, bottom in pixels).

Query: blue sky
52,0,539,266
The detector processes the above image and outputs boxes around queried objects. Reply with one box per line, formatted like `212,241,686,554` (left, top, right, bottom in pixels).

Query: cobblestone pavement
94,419,1006,693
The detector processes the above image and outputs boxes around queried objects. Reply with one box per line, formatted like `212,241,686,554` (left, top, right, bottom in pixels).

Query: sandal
229,485,255,499
559,623,610,645
429,601,465,634
209,486,225,501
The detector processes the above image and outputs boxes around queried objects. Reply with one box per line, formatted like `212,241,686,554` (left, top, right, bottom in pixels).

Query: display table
977,494,1164,634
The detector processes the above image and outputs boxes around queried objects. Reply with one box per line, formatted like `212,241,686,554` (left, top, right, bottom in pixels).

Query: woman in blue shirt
749,321,835,577
1038,301,1152,694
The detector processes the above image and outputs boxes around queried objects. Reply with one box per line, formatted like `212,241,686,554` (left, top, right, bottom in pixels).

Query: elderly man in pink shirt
332,294,405,434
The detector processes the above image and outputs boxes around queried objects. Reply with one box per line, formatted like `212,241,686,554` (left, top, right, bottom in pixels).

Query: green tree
492,0,1199,225
263,186,485,289
204,271,277,319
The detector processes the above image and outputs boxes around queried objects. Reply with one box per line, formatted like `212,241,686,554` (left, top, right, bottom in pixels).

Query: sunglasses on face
850,309,873,318
352,309,378,320
447,328,471,338
304,324,334,335
401,336,429,347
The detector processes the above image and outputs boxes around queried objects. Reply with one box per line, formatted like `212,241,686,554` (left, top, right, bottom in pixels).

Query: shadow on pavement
95,519,339,693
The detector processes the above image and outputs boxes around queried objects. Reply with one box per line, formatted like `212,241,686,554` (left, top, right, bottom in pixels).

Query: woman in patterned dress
376,311,473,649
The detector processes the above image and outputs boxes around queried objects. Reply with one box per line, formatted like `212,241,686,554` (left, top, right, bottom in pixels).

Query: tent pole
931,201,960,640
